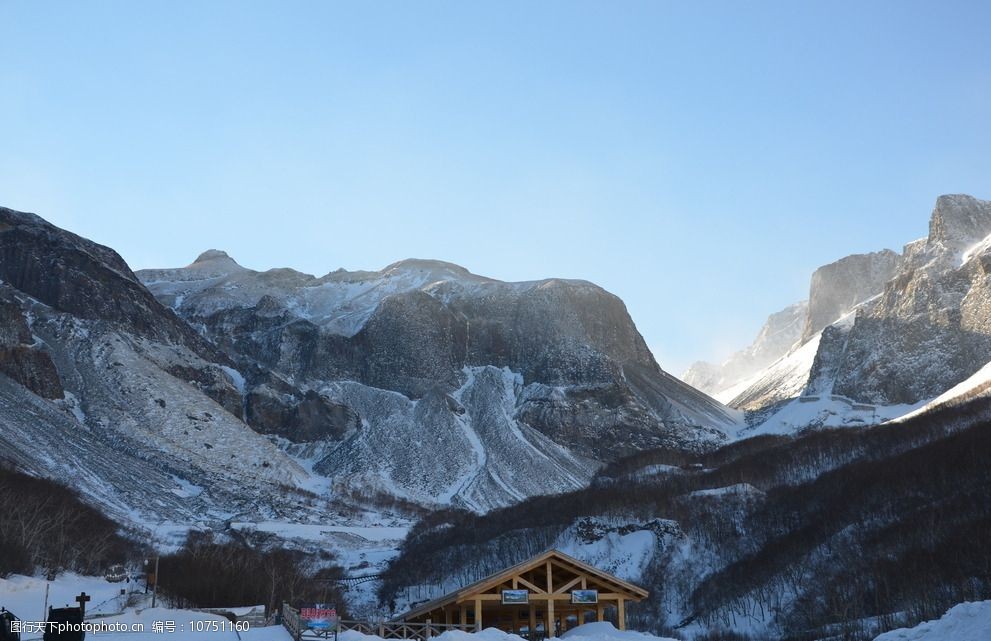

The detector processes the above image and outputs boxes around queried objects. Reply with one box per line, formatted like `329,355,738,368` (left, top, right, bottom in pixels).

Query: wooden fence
340,619,473,639
282,604,473,641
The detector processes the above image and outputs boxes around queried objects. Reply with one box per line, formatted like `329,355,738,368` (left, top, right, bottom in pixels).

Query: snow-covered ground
0,572,292,640
561,622,677,641
0,573,138,621
742,395,926,436
555,529,656,584
873,601,991,641
230,521,409,543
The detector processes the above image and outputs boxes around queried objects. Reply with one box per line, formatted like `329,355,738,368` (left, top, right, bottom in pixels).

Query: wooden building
396,550,648,637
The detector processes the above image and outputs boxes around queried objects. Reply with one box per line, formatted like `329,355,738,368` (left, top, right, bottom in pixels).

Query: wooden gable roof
397,549,648,621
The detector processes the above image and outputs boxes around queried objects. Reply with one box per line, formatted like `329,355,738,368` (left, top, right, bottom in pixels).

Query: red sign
301,607,337,620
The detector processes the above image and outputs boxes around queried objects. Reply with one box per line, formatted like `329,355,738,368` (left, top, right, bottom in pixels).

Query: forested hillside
379,398,991,640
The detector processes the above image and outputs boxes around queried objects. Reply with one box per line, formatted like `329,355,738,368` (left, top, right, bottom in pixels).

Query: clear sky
2,1,989,375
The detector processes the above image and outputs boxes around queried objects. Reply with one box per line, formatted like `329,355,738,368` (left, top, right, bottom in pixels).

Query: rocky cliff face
710,195,991,427
138,252,739,474
812,194,991,404
801,250,902,342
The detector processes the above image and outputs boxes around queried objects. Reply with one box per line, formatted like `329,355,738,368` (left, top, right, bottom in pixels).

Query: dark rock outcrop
245,384,359,443
801,250,902,342
0,287,63,399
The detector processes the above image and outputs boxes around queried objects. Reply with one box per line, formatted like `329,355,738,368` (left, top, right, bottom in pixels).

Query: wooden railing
282,603,305,641
282,605,473,641
340,619,474,640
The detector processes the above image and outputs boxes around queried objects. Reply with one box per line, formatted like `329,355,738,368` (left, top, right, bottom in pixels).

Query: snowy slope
554,522,661,584
719,330,822,409
683,301,808,398
316,367,597,512
873,601,991,641
895,359,991,422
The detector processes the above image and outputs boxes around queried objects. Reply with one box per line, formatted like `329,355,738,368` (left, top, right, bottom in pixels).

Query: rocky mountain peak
927,194,991,251
193,248,236,264
381,258,486,282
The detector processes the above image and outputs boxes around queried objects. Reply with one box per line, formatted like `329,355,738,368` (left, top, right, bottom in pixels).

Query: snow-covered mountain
136,250,740,510
0,205,741,540
0,207,325,541
138,252,738,440
697,194,991,433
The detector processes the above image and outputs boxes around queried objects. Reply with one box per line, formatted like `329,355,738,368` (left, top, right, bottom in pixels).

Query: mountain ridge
691,193,991,433
0,205,740,528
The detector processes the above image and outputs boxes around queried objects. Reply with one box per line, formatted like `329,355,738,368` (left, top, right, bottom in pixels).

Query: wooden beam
516,576,544,594
547,598,555,638
475,598,483,632
464,592,626,603
617,599,625,631
554,576,583,594
596,604,605,622
528,603,536,635
546,561,554,593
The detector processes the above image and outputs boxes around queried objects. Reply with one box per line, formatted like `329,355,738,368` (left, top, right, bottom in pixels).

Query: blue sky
2,1,989,374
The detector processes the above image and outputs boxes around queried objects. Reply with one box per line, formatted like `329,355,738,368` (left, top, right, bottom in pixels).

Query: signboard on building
501,589,529,605
571,590,599,604
300,604,338,631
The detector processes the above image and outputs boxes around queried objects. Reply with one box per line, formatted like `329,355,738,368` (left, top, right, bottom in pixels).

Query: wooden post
559,611,568,634
528,603,536,637
617,599,626,631
474,598,483,632
445,608,452,625
460,604,467,628
547,599,555,638
426,618,432,640
596,603,605,622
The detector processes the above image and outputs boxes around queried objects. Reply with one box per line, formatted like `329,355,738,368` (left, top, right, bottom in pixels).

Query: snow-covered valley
2,196,991,641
